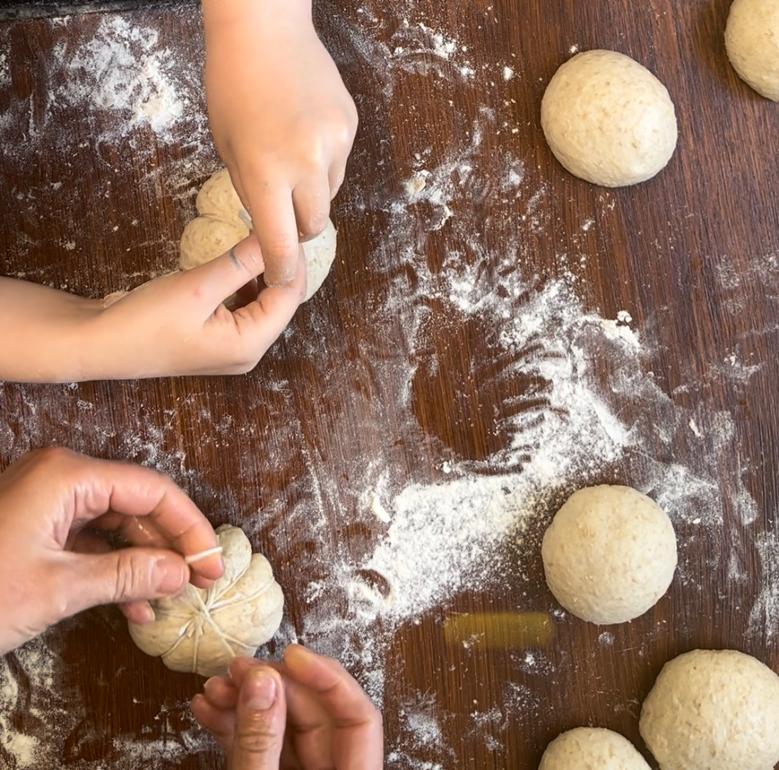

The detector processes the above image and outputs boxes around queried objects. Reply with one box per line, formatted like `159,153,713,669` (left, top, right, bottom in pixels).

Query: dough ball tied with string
128,525,284,677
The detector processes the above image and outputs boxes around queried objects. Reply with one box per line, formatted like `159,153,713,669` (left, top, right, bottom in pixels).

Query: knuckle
28,446,74,468
262,236,298,260
299,210,329,238
235,720,279,755
112,550,149,599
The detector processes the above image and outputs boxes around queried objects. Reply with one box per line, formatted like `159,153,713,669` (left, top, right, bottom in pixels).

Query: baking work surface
0,1,778,767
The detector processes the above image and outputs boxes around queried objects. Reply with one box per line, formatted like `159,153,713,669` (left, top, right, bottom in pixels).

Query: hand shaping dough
180,169,337,301
726,0,779,100
640,649,779,770
541,50,678,187
541,485,677,625
128,525,284,677
540,727,650,770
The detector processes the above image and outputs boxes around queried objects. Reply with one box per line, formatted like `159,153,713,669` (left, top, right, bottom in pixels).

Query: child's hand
203,0,358,288
0,236,305,383
0,448,224,655
88,236,305,380
191,645,384,769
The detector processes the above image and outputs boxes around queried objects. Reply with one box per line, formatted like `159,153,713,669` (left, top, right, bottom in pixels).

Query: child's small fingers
248,185,300,287
184,235,266,309
226,255,306,365
328,159,348,200
292,178,331,241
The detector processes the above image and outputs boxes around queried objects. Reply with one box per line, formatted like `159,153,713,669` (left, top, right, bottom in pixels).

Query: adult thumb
230,666,286,770
59,548,189,616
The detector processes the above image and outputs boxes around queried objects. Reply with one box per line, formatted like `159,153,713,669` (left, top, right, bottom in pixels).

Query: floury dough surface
639,649,779,770
539,727,650,770
128,525,284,677
541,50,678,187
541,485,677,625
180,169,338,301
726,0,779,101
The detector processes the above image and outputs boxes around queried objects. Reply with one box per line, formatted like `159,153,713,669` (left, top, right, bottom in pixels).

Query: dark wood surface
1,1,778,768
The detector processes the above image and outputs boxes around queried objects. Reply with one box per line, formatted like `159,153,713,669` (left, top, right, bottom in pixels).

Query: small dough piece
180,168,338,301
541,50,678,186
541,485,677,625
640,649,779,770
726,0,779,100
128,525,284,677
540,727,651,770
180,217,249,271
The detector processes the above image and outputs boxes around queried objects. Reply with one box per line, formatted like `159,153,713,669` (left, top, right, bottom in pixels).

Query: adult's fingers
55,546,189,619
192,693,235,748
283,645,378,725
230,666,286,770
67,529,156,623
292,178,331,242
204,675,239,711
283,645,384,770
246,184,300,288
86,515,215,590
56,454,223,585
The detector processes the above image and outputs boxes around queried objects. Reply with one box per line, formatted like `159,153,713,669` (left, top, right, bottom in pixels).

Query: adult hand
191,644,384,769
203,0,358,286
0,448,224,654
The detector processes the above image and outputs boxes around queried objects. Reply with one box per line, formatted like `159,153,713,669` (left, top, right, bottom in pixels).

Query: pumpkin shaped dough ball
128,524,284,677
179,168,338,301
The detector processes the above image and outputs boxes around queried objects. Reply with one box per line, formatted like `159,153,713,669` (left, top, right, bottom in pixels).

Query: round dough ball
128,525,284,677
541,50,678,187
179,169,337,301
540,727,650,770
640,649,779,770
726,0,779,100
180,216,250,271
541,485,677,624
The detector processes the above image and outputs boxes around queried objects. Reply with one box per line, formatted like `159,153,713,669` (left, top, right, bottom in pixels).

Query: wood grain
0,0,777,767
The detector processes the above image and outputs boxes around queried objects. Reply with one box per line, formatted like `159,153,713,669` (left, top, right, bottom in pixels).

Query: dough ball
180,216,250,271
541,485,677,624
640,649,779,770
195,168,246,221
128,525,284,677
541,50,678,187
179,169,338,301
726,0,779,100
304,217,338,299
540,727,650,770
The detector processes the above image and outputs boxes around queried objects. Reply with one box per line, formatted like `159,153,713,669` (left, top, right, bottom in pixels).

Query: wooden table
0,1,777,767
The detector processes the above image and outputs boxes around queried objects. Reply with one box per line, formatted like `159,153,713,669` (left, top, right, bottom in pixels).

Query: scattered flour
748,532,779,642
0,4,776,769
57,17,184,137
